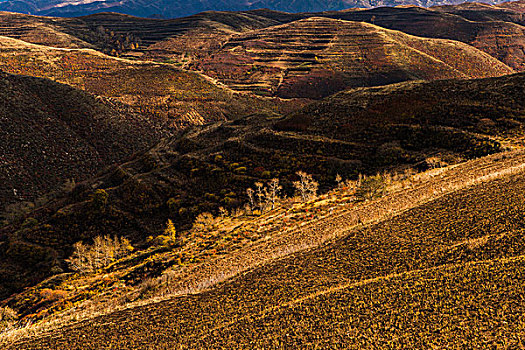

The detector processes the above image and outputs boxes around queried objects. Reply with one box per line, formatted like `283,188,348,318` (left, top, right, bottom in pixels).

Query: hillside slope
6,146,525,349
0,9,304,57
0,35,291,128
0,73,523,300
1,7,524,73
0,70,165,214
192,17,514,98
320,6,525,71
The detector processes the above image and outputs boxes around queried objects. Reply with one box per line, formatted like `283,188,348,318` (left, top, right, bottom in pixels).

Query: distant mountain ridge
0,0,516,18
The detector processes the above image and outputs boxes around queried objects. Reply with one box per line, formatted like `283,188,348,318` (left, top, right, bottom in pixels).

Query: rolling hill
0,35,292,128
499,0,525,11
318,6,525,71
190,17,515,98
1,6,524,74
433,2,525,25
1,3,525,347
0,10,300,57
0,72,523,301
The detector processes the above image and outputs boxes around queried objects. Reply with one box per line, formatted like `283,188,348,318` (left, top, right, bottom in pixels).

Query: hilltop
190,17,514,97
0,72,523,300
291,6,525,71
0,10,301,56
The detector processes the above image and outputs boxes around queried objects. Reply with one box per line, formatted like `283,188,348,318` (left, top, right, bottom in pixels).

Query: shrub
39,288,68,303
167,198,181,214
0,307,17,332
376,142,406,165
91,189,109,212
21,217,39,229
6,241,57,268
150,219,180,247
234,166,247,174
192,212,218,232
355,175,387,201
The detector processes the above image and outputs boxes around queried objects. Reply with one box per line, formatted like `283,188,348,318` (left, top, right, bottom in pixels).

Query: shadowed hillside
191,17,514,97
0,72,523,301
0,70,166,216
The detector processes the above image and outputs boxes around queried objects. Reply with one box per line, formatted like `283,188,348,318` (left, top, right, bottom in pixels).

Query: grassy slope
324,7,525,71
7,148,525,349
0,10,302,56
1,7,524,73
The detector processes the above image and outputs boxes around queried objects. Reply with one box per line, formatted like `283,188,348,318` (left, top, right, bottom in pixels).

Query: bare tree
255,182,266,213
335,174,343,188
246,188,255,214
0,307,17,332
266,178,282,210
67,235,133,273
293,171,319,202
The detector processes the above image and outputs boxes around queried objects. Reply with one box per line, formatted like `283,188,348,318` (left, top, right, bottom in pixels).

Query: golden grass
4,149,525,347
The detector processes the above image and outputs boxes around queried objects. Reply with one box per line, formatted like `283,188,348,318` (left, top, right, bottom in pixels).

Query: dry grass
4,149,525,347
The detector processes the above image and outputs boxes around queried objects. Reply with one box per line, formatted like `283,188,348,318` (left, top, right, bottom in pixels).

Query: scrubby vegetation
0,308,17,333
193,18,514,98
66,235,134,273
2,71,523,304
4,148,525,348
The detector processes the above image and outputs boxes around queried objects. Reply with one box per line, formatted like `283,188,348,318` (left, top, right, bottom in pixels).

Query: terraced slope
498,0,525,12
320,6,525,71
78,11,303,60
0,12,96,49
433,2,525,25
1,73,523,301
1,7,524,74
7,148,525,349
193,17,514,98
0,10,302,56
0,35,290,128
